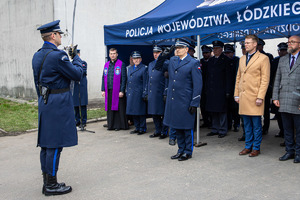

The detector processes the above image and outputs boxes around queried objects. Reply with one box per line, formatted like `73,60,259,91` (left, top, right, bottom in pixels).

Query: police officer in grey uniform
32,20,84,196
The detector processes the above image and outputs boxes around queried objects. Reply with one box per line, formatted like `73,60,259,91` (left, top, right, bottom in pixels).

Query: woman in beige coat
234,34,270,157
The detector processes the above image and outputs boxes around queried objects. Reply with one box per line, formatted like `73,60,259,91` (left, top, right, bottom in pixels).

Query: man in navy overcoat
32,20,84,196
155,39,202,161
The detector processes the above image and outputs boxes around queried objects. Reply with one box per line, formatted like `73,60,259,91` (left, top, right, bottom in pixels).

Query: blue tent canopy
104,0,300,45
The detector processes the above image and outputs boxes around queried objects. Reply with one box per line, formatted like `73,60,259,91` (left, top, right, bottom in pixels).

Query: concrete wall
0,0,164,100
0,0,54,99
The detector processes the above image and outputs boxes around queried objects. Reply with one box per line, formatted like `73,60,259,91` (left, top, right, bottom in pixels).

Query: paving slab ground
0,120,299,200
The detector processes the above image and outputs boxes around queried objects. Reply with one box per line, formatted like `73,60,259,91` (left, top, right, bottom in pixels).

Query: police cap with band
277,42,288,51
212,40,224,48
175,38,190,47
201,45,212,53
153,45,163,52
224,44,235,53
37,20,64,34
131,51,141,58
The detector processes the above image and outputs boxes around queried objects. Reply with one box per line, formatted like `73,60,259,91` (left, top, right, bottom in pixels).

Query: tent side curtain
104,0,300,45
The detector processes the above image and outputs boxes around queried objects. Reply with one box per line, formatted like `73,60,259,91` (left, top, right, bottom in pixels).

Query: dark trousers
242,115,262,151
176,129,193,155
107,90,128,130
276,111,284,135
132,115,146,132
169,128,176,140
74,105,87,125
281,112,300,155
152,115,168,135
211,112,228,135
263,97,271,132
40,147,63,176
232,102,240,128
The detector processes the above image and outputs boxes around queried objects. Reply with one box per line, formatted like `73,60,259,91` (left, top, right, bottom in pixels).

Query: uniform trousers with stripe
40,147,63,176
176,129,194,155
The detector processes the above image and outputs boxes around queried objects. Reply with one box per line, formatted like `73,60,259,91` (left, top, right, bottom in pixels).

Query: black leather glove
188,106,197,114
143,95,148,102
161,45,175,58
68,45,78,59
163,95,167,103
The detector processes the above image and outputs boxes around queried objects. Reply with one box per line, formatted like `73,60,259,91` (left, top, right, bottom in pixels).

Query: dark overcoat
157,55,202,129
205,53,234,112
146,60,167,115
32,42,83,148
73,60,88,106
126,63,147,115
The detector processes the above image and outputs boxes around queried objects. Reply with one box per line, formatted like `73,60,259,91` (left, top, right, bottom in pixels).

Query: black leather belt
49,88,70,94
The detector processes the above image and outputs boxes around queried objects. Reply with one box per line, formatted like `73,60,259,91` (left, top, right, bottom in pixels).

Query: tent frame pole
195,35,207,148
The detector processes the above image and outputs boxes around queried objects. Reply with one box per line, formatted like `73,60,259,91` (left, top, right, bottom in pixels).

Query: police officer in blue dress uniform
73,49,88,128
32,20,84,196
147,45,168,139
126,51,148,135
155,39,203,161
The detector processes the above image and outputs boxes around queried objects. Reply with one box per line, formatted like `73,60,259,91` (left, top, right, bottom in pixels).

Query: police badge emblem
115,66,121,75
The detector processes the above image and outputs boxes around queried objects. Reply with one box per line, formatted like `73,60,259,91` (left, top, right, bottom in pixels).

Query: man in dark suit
273,35,300,163
205,40,234,138
32,20,84,195
155,39,202,161
73,49,88,128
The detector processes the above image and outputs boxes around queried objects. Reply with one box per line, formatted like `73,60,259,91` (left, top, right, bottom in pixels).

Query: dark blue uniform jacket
156,54,202,129
73,60,88,106
126,63,147,115
32,42,83,148
146,60,167,115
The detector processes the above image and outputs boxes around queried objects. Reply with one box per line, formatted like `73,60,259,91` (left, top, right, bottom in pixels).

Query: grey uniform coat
272,53,300,115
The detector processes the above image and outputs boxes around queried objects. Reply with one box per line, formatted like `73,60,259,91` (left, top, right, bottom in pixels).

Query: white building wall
0,0,164,100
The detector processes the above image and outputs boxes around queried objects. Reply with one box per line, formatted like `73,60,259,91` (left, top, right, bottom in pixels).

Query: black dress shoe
171,153,183,159
200,124,209,128
76,122,80,127
280,142,286,147
294,155,300,163
137,131,146,135
218,134,226,138
207,132,218,136
103,124,108,128
275,131,284,138
279,153,295,161
149,133,160,138
115,129,119,131
169,139,176,146
159,134,168,139
178,153,192,161
130,130,139,134
238,135,245,141
233,127,239,132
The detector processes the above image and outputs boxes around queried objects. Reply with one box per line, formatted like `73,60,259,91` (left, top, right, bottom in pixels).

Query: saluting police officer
155,39,202,161
126,51,148,135
32,20,84,196
73,49,88,128
147,45,168,139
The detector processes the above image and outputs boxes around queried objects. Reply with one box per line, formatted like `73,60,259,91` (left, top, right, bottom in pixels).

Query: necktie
246,55,251,65
290,56,295,70
178,58,181,64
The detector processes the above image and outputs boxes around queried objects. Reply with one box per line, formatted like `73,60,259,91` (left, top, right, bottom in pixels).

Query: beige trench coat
234,51,270,116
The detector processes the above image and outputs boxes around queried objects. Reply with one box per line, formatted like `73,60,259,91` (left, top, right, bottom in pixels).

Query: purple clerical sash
104,59,122,111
